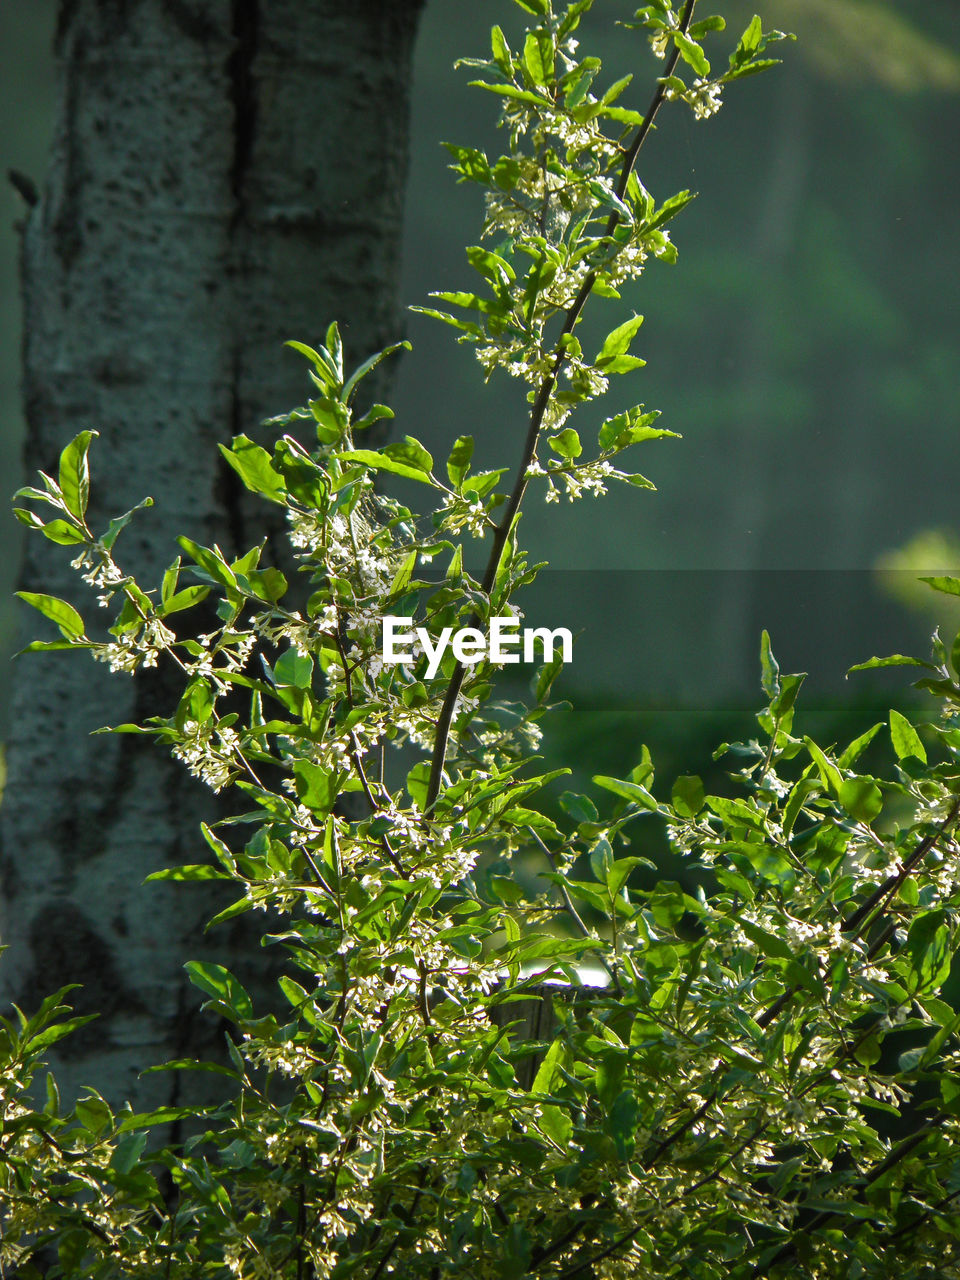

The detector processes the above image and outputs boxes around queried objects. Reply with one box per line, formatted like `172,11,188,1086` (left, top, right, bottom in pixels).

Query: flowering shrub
7,2,960,1278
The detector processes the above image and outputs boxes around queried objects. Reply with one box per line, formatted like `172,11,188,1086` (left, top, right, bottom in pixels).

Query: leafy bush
8,2,960,1277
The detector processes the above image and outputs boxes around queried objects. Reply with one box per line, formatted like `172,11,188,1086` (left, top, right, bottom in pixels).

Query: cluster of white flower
92,617,175,674
561,459,615,502
391,704,438,749
288,504,397,595
172,718,240,792
241,1035,316,1079
412,842,480,890
71,543,126,606
187,629,256,689
648,12,679,61
563,354,609,400
664,76,723,121
439,490,489,538
475,335,552,386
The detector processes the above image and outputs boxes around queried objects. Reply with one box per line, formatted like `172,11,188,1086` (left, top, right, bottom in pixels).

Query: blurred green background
2,0,959,747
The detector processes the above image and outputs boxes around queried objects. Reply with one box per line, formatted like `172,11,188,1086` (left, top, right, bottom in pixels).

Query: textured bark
1,0,423,1109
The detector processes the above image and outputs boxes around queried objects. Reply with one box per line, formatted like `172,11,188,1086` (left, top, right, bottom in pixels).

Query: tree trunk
0,0,423,1110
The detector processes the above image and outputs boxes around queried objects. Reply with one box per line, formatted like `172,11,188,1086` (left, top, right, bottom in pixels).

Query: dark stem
424,0,699,811
840,796,960,936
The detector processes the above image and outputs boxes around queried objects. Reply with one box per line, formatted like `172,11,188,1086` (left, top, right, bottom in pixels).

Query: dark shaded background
2,0,959,738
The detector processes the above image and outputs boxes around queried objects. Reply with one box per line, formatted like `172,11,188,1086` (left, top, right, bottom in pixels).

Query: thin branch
841,796,960,936
424,0,699,812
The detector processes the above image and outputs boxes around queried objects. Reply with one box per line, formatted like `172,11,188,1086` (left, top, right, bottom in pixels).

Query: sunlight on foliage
6,2,960,1277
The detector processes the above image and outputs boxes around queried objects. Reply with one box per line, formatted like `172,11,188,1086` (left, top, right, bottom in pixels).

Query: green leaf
343,340,411,403
890,709,927,763
339,443,433,484
285,339,339,387
838,722,884,768
102,497,154,552
12,505,46,529
488,875,525,905
597,408,668,451
177,537,238,590
17,592,85,641
538,1103,572,1148
204,897,254,931
406,761,431,809
589,835,613,882
144,865,233,884
117,1104,213,1133
558,0,593,38
601,74,633,105
468,80,553,107
40,518,87,546
738,916,793,961
596,314,644,366
18,639,92,653
593,774,659,811
27,1015,98,1051
731,14,763,68
390,549,418,594
243,567,288,604
184,961,254,1020
804,738,843,796
848,653,936,674
75,1093,113,1136
159,585,211,617
674,32,710,76
607,1089,641,1160
906,910,952,993
706,795,766,832
548,429,582,460
220,436,287,502
564,57,601,107
110,1132,148,1175
58,430,96,520
466,245,516,287
293,760,338,815
854,1029,883,1068
354,403,394,432
671,775,705,817
491,24,512,73
839,777,883,824
521,31,554,87
559,791,599,824
920,576,960,598
387,436,433,475
531,1038,564,1094
607,857,650,897
690,16,726,37
598,354,646,375
324,321,344,378
462,469,507,499
274,649,314,689
724,57,782,83
645,189,696,233
446,435,474,490
760,630,780,698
